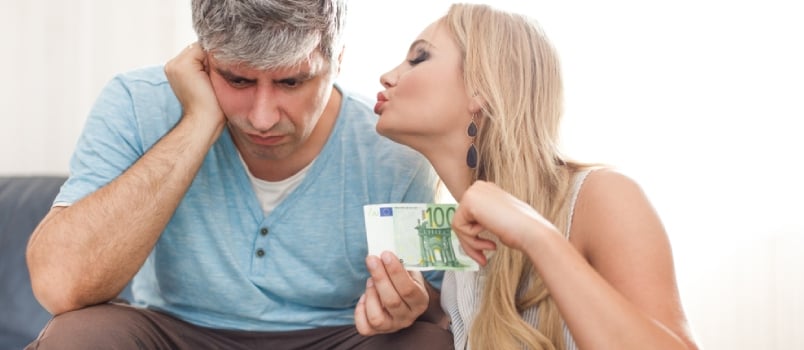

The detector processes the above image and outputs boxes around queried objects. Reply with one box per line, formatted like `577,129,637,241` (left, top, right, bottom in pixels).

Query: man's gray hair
192,0,347,68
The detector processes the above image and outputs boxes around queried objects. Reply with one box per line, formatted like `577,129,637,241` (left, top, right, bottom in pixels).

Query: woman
373,3,699,350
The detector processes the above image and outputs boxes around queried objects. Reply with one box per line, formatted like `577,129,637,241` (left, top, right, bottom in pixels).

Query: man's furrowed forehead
209,49,329,77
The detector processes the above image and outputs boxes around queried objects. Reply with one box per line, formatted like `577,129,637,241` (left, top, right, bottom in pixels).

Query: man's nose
248,85,281,132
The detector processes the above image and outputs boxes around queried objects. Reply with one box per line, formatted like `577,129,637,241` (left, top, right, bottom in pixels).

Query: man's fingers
366,255,407,310
354,294,373,336
362,278,393,331
378,252,426,313
363,253,427,332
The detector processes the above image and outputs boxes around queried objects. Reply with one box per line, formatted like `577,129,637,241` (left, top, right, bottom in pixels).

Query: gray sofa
0,176,132,349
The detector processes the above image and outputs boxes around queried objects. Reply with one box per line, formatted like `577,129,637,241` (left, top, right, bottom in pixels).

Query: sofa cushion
0,176,133,349
0,176,66,349
0,176,140,350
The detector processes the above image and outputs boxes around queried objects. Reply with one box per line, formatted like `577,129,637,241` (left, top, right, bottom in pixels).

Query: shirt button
256,248,265,257
260,227,269,236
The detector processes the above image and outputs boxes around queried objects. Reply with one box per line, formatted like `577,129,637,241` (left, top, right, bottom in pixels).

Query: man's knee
368,322,454,350
26,303,155,350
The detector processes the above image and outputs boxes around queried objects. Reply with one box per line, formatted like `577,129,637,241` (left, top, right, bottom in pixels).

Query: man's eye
279,79,301,88
228,78,251,87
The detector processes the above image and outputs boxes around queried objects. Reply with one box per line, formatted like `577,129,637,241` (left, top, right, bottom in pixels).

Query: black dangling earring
466,114,478,168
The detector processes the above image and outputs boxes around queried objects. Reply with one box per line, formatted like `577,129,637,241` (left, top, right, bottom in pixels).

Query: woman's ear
468,91,486,114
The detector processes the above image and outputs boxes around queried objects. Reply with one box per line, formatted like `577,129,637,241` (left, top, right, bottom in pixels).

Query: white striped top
441,170,593,349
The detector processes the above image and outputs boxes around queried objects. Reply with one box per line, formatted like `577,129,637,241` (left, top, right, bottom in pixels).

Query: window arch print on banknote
416,204,467,269
414,222,465,268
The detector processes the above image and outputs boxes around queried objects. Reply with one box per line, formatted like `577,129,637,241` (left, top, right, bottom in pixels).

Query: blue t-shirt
55,66,440,331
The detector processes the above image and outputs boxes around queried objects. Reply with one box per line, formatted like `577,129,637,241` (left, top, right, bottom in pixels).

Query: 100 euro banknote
363,203,479,271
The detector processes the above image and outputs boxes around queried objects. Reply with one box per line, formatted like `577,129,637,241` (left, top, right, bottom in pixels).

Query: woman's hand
451,180,560,265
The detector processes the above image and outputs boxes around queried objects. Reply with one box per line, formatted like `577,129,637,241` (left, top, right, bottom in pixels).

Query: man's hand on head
165,42,226,131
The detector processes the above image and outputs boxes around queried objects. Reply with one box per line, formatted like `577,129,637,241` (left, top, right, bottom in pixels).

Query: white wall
2,1,803,348
0,0,192,174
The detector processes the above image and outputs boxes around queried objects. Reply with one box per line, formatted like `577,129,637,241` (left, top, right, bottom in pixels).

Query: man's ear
336,46,345,75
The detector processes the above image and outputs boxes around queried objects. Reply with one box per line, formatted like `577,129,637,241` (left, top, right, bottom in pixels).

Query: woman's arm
452,171,698,349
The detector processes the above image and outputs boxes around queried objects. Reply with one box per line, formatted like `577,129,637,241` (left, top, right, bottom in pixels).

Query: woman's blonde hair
445,3,589,349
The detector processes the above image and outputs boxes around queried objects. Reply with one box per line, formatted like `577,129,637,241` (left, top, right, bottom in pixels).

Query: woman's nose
379,69,396,88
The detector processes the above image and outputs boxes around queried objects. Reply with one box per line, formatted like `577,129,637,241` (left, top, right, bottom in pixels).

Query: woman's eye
408,50,430,66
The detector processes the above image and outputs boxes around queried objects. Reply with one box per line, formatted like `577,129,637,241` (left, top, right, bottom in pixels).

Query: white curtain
1,1,802,348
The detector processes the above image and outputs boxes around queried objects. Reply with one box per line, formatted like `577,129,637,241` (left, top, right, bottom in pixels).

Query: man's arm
27,44,225,315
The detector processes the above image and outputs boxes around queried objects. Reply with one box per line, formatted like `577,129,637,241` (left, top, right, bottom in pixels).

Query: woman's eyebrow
408,39,435,53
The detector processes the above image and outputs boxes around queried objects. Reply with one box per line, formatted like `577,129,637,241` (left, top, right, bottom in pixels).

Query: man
25,1,452,349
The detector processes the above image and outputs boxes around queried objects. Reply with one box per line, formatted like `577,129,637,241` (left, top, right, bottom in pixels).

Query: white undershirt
238,153,316,217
